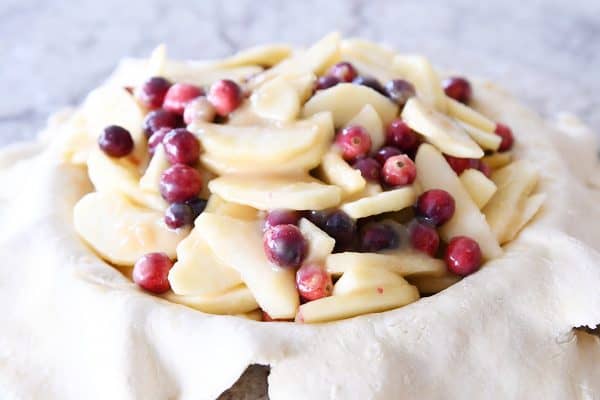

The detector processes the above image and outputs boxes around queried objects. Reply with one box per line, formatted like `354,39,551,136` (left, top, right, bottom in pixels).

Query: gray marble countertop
1,0,599,146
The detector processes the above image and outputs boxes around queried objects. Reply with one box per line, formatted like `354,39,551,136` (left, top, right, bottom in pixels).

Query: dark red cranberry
164,202,194,229
382,154,417,186
315,75,340,91
416,189,455,226
359,223,400,252
163,83,204,115
327,61,358,83
445,236,482,276
159,164,202,203
385,79,416,106
352,157,381,182
322,210,356,251
409,221,440,256
353,76,387,95
207,79,243,116
162,128,200,165
386,119,419,153
133,252,174,294
137,76,172,109
143,109,182,138
445,155,479,175
495,123,514,152
264,209,300,231
443,77,472,104
98,125,134,158
478,161,491,178
263,224,307,268
305,210,330,228
185,197,207,219
335,125,372,161
375,146,403,165
148,127,170,155
296,264,333,301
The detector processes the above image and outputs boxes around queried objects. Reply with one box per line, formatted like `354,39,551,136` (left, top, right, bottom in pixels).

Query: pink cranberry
386,119,419,152
148,127,170,155
296,263,333,301
495,123,514,152
445,155,479,175
385,79,416,106
136,76,172,109
359,222,399,252
353,76,386,95
416,189,455,226
443,77,472,104
263,224,308,269
162,128,200,165
382,154,416,186
352,157,381,182
164,202,195,229
207,79,243,116
163,83,204,115
335,125,372,161
409,221,440,256
159,164,202,203
264,209,300,231
445,236,482,276
375,146,403,165
183,96,216,125
327,61,358,83
98,125,134,158
143,109,183,138
133,252,174,294
316,75,340,91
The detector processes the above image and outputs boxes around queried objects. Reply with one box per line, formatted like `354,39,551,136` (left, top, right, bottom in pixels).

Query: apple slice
325,250,446,277
302,83,398,127
163,285,259,315
340,186,416,219
164,61,262,86
458,121,502,151
196,213,299,319
482,151,513,169
348,104,385,153
340,38,396,68
209,175,342,211
415,144,502,260
459,168,498,209
204,194,259,221
504,193,546,242
219,44,292,68
446,97,496,133
406,273,462,295
393,55,446,111
402,97,483,158
139,145,170,194
298,218,335,263
251,76,301,121
73,192,189,266
333,264,411,296
339,55,395,84
317,149,366,198
343,182,383,202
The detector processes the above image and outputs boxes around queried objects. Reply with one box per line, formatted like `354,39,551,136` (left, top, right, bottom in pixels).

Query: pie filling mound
65,33,544,323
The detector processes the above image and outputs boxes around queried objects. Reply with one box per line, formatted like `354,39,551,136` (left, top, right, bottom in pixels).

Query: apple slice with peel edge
446,97,496,133
163,285,259,315
317,148,366,198
504,193,546,242
298,218,335,263
340,186,416,219
73,192,189,266
458,121,502,151
196,213,299,319
393,55,447,112
402,97,484,158
348,104,385,153
333,264,411,296
482,151,513,169
139,145,170,194
406,273,462,295
415,143,503,260
460,168,498,209
204,194,259,221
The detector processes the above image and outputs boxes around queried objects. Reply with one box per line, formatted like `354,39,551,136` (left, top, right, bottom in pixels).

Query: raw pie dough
1,56,600,400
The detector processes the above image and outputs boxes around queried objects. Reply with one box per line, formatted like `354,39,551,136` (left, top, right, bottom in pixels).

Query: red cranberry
445,155,479,175
296,263,333,301
316,75,340,91
98,125,134,158
304,210,330,229
162,128,200,165
148,127,170,155
478,161,491,177
327,61,358,82
495,123,514,152
335,125,372,161
409,221,440,256
207,79,243,116
159,164,202,203
136,76,172,109
385,79,416,106
382,154,417,186
352,157,381,182
322,210,356,251
416,189,455,226
386,119,419,153
163,83,204,115
263,224,308,268
164,202,195,229
143,109,182,138
375,146,403,165
445,236,482,276
183,96,216,125
353,76,387,95
133,252,174,294
185,197,207,219
264,209,300,231
443,77,472,104
359,223,400,252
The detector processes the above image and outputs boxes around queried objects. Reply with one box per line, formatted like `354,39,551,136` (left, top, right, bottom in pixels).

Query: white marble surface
1,0,599,145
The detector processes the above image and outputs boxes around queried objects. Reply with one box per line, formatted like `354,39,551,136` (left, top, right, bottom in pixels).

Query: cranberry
385,79,416,106
322,210,356,251
375,146,403,165
296,263,333,301
304,210,330,228
143,109,182,138
263,224,307,268
359,223,400,252
136,76,171,109
335,125,372,161
444,155,479,175
164,202,194,229
443,77,472,104
386,119,419,153
183,96,216,125
98,125,134,158
185,197,207,218
478,161,491,177
163,83,204,115
148,127,170,155
207,79,243,116
495,123,514,152
409,221,440,256
162,128,200,165
445,236,482,276
352,157,381,182
133,252,174,294
353,76,387,95
416,189,455,226
327,61,358,83
316,75,340,91
159,164,202,203
382,154,417,186
264,209,300,231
